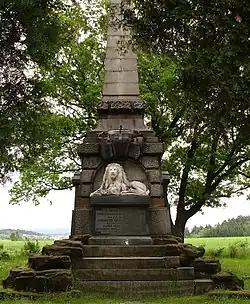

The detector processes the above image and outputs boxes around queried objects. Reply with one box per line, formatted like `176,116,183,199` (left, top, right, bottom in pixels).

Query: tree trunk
172,209,189,242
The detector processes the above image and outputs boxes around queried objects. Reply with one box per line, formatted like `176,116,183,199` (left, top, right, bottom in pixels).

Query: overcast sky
0,183,250,232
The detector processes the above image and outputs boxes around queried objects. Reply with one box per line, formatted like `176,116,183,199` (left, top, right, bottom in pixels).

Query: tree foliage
125,0,250,238
0,0,77,183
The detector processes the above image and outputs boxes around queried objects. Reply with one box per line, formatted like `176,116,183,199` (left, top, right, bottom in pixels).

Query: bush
0,244,11,260
206,247,225,258
22,240,40,255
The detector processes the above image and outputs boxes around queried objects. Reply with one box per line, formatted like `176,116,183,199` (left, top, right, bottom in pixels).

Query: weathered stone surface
164,244,183,256
212,271,244,290
71,208,92,236
54,239,83,248
147,169,161,182
140,157,160,169
194,279,214,295
74,268,181,281
88,236,153,245
151,198,165,207
78,143,99,155
150,183,163,197
152,237,178,245
70,234,90,244
143,143,164,155
74,197,90,208
180,244,205,266
194,257,221,274
14,270,72,292
80,170,95,183
28,255,71,271
73,280,194,296
149,207,172,235
42,245,83,259
81,157,101,169
80,184,92,197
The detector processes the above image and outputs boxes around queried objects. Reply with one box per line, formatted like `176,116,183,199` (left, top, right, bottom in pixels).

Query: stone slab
91,195,150,206
149,207,172,235
93,207,148,235
71,209,92,236
73,280,195,296
104,58,138,72
74,268,185,281
81,245,172,257
80,184,92,197
88,236,153,245
150,183,163,197
81,157,101,169
80,170,95,183
73,256,179,269
194,279,213,295
103,83,140,95
104,71,138,83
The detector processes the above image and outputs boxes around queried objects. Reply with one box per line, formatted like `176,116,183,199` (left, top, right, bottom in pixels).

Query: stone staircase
71,237,213,295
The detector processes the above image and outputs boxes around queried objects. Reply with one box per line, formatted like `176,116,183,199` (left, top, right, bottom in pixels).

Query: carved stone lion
90,163,149,197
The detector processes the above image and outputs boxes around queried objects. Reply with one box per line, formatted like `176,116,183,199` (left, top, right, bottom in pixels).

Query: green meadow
0,238,250,303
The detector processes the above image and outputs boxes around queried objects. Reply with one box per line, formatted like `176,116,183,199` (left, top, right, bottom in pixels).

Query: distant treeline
185,216,250,238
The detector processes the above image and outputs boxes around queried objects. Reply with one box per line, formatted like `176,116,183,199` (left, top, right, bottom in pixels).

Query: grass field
0,238,250,303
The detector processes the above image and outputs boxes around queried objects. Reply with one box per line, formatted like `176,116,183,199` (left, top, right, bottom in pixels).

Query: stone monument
70,0,172,241
2,0,217,296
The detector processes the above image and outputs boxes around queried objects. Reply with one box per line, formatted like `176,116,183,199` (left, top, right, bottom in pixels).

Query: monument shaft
71,0,172,238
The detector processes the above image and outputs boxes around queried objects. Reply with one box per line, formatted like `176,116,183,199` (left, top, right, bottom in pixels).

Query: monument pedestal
91,195,150,236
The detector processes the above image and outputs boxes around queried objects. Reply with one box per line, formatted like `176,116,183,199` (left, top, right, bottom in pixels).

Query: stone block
71,208,92,236
103,83,139,95
149,207,172,235
164,256,180,268
80,170,95,183
104,58,138,72
74,257,166,269
194,279,213,295
74,268,180,281
140,156,160,169
143,143,164,155
28,255,71,271
194,257,221,274
73,280,194,296
81,157,101,169
178,267,195,280
75,197,90,209
128,144,142,159
211,271,244,290
88,236,152,246
78,143,99,155
106,35,130,48
150,183,163,197
147,169,161,182
151,198,165,207
42,245,83,259
104,71,138,83
105,47,135,59
80,183,92,197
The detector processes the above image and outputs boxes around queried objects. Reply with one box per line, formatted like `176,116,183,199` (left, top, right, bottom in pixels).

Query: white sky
0,183,249,231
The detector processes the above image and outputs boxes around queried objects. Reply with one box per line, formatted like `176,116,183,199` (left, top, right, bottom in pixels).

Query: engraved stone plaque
94,207,148,235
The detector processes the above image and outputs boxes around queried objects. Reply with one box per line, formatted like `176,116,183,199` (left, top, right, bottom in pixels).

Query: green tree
0,0,80,183
125,0,250,239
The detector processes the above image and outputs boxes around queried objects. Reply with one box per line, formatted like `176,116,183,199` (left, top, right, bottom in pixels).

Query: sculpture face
90,163,149,197
108,165,119,181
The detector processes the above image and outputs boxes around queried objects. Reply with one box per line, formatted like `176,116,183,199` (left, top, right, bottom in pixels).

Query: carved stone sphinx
90,163,149,197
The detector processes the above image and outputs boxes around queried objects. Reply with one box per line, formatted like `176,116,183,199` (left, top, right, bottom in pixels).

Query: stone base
88,236,153,245
149,207,172,235
73,280,195,296
71,208,92,236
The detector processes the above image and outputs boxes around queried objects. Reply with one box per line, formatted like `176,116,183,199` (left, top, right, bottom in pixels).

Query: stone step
73,280,195,295
72,256,180,269
73,267,194,281
82,245,181,257
194,279,214,295
88,236,153,245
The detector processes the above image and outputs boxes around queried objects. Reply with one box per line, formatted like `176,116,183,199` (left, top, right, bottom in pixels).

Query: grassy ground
1,238,250,303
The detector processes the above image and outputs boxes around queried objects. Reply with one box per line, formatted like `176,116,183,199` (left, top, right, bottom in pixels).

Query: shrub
206,247,225,258
0,244,11,260
22,240,40,255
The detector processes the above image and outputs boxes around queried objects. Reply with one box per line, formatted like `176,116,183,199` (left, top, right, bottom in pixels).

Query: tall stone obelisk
71,0,172,238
